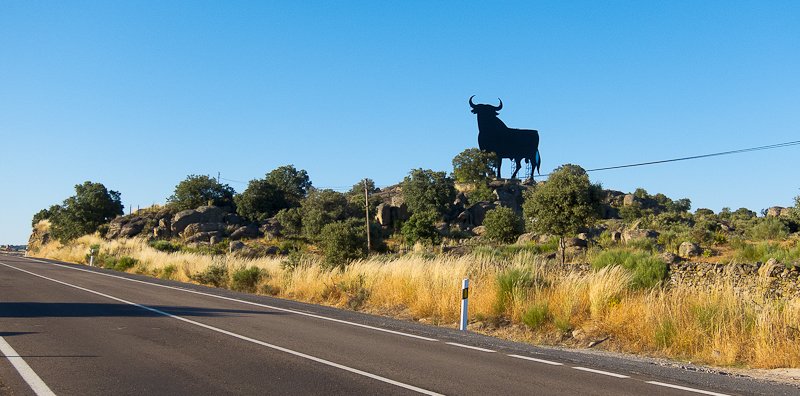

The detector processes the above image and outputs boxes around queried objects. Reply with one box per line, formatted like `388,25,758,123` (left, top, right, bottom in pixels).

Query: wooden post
364,179,371,253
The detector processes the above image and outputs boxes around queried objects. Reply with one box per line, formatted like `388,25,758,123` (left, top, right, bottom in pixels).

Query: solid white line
646,381,731,396
572,366,630,378
0,336,56,396
508,354,563,366
22,258,438,342
445,342,496,353
0,262,443,396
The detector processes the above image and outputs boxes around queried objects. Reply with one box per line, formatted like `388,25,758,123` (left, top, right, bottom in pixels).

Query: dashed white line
646,381,731,396
445,342,495,353
508,354,563,366
0,262,443,396
0,336,56,396
22,258,437,342
572,366,630,378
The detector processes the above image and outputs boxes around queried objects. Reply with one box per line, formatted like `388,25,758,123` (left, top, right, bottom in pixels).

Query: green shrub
401,168,456,217
591,249,668,289
482,207,525,243
522,303,550,330
494,268,543,315
149,240,182,253
747,217,789,241
230,266,264,293
467,183,495,204
401,211,441,246
181,241,228,255
625,237,659,253
732,241,800,264
275,207,303,237
160,264,178,280
114,256,138,272
319,219,367,269
301,189,357,238
189,263,228,287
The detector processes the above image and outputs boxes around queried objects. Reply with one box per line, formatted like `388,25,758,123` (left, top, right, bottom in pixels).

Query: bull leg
496,158,502,179
511,158,521,179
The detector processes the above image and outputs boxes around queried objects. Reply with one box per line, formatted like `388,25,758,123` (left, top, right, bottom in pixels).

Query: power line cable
536,139,800,178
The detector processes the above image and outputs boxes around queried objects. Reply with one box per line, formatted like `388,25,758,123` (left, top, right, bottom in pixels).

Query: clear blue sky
2,1,798,245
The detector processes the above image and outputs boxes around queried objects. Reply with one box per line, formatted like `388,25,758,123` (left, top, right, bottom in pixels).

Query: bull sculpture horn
494,98,503,111
469,95,476,109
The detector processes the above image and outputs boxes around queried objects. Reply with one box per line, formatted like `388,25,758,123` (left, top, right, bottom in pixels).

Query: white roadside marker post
460,279,469,331
89,248,95,267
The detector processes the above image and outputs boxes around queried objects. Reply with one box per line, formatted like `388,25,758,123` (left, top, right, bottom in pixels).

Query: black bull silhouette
470,96,541,180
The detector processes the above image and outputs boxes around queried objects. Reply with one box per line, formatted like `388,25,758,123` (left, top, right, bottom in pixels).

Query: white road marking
0,262,443,396
646,381,732,396
508,354,563,366
572,366,630,378
445,342,495,353
22,258,438,342
0,336,56,396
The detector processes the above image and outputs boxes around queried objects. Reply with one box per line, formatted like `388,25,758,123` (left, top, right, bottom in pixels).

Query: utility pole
364,179,371,253
217,172,221,183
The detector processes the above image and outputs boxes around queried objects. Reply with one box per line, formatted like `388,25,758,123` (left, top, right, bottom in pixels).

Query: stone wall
541,260,799,300
668,260,799,299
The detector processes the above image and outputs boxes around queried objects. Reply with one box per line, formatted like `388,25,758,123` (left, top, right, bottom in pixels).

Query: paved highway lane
1,256,797,395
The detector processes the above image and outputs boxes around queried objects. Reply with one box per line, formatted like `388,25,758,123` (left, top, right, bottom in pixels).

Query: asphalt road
0,255,797,395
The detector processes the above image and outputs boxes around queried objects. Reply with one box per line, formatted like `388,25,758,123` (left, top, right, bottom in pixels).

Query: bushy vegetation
234,178,289,222
301,189,358,238
34,181,124,243
167,175,235,211
523,164,603,264
318,219,368,268
747,217,790,241
231,266,265,293
264,165,312,207
189,262,229,287
402,169,456,217
401,211,441,246
149,240,182,253
494,267,543,316
590,249,668,289
482,207,525,243
452,148,497,184
732,240,800,265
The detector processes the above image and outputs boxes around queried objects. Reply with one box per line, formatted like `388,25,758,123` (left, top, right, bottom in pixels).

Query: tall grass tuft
590,249,667,289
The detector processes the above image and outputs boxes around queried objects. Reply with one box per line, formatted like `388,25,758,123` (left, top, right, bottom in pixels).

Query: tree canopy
522,164,602,263
265,165,312,207
167,175,235,211
401,169,456,218
234,179,289,222
452,148,497,184
301,189,357,238
42,181,124,243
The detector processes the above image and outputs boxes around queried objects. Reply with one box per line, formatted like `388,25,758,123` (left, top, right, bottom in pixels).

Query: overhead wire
535,139,800,178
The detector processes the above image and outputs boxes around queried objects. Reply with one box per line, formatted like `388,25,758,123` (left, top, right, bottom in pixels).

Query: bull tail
535,150,541,174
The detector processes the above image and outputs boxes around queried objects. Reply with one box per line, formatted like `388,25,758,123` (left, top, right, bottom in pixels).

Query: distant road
0,256,796,395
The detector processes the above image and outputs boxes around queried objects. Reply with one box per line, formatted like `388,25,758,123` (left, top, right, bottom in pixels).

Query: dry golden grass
31,235,800,369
